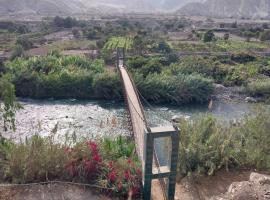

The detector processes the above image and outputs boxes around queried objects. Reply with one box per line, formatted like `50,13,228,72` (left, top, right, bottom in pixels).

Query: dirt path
175,169,252,200
0,183,108,200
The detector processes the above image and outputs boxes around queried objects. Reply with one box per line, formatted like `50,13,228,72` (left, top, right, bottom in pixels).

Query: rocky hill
0,0,92,15
179,0,270,19
0,0,203,15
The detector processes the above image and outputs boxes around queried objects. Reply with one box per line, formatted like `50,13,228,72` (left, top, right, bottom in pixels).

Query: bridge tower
116,48,180,200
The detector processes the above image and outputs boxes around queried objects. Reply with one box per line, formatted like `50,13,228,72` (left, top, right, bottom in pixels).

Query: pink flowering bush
64,136,142,198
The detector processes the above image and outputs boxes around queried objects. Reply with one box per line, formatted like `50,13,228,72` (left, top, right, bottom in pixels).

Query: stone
214,84,227,92
245,97,257,103
250,172,270,185
171,115,190,123
212,173,270,200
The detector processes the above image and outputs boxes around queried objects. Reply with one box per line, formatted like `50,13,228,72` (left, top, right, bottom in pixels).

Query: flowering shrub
64,138,142,198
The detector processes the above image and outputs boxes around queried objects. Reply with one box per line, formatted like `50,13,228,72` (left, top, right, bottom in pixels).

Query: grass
169,40,269,53
0,135,141,198
177,108,270,176
246,79,270,100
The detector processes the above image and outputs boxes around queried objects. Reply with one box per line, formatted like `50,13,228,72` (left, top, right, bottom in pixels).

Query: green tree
16,36,33,50
11,45,24,60
0,76,21,132
203,30,215,42
260,30,270,41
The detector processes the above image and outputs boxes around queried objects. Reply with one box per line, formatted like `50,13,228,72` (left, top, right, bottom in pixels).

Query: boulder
245,97,257,103
211,173,270,200
171,115,190,123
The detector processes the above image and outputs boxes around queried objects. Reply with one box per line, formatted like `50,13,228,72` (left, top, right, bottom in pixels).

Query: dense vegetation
4,55,122,100
178,108,270,175
0,135,141,198
3,53,215,105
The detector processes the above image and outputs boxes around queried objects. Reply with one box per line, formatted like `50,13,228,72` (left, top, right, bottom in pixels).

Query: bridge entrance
116,48,180,200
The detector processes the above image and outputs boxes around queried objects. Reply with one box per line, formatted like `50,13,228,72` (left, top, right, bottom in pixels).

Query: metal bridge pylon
116,48,180,200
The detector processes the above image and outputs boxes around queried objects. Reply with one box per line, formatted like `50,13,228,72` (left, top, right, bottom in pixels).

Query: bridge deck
118,63,146,162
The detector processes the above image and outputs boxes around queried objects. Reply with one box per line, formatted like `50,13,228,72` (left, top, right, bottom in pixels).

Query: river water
2,98,265,142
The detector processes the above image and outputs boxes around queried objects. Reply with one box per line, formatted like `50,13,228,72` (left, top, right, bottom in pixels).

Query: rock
245,97,257,103
250,172,270,185
214,84,227,92
212,173,270,200
171,115,190,123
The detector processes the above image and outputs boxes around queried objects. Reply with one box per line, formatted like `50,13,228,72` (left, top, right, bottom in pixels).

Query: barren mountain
179,0,270,19
0,0,203,15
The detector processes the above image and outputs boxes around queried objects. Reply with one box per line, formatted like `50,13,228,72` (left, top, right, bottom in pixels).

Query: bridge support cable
116,48,180,200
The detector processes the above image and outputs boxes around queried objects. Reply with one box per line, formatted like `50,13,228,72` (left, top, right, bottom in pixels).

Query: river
2,98,266,142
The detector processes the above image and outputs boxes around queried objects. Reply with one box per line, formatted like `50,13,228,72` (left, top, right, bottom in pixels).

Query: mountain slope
0,0,88,15
179,0,270,19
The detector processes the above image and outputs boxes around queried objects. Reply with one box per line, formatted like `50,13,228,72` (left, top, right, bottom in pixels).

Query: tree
16,36,33,50
72,28,81,39
262,23,269,29
203,30,215,42
223,33,230,41
11,45,24,60
0,76,21,132
260,30,270,41
231,21,238,28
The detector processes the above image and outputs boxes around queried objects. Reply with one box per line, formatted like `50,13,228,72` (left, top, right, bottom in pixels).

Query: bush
260,30,270,41
135,73,214,104
3,135,141,198
231,52,256,64
178,108,270,175
16,36,33,50
5,56,116,99
170,56,228,84
246,79,270,99
203,30,215,42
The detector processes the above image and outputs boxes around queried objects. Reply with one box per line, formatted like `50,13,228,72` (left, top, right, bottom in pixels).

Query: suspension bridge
116,48,180,200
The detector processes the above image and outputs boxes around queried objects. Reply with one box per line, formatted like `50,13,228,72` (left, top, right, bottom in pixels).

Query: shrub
177,108,270,175
170,56,228,84
203,30,215,42
246,79,270,99
135,73,214,104
16,37,33,50
3,135,141,198
230,52,256,64
260,30,270,41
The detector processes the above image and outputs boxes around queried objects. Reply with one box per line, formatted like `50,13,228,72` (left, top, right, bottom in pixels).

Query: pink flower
87,141,98,153
108,161,114,169
93,153,102,163
108,170,117,183
124,170,131,180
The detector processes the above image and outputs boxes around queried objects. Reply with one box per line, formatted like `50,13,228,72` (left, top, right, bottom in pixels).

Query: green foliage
104,37,134,50
203,30,215,42
53,16,79,28
246,79,270,99
170,56,228,84
135,73,214,104
4,55,123,100
0,76,21,132
178,109,270,175
3,135,141,197
11,45,24,60
230,52,256,64
16,36,33,50
260,30,270,41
